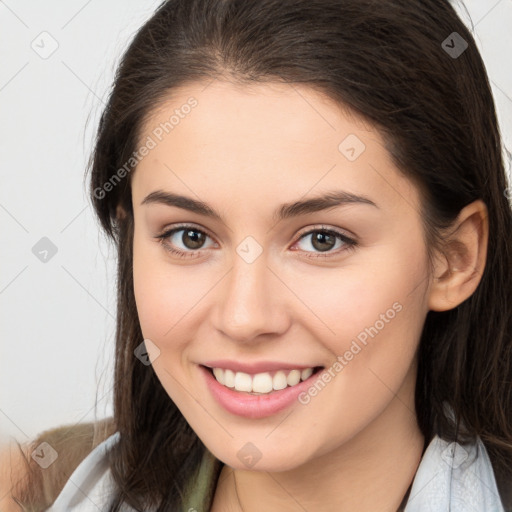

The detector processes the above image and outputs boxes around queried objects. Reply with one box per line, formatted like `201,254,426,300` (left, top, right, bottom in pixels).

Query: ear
116,204,127,221
428,199,489,312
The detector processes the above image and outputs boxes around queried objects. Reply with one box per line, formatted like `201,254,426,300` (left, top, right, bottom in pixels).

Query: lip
199,364,324,419
202,359,321,375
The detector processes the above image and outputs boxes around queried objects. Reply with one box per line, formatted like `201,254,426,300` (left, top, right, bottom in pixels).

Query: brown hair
12,0,512,510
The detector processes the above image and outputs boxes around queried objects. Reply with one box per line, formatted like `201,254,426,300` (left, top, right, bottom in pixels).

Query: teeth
212,367,223,382
287,369,301,386
302,367,313,380
252,372,273,393
273,371,288,390
234,371,253,392
211,366,317,394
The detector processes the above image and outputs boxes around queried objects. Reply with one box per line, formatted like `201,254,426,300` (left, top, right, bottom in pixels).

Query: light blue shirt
48,430,506,511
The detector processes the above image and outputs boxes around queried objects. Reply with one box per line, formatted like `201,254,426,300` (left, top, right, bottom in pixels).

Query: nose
212,249,291,344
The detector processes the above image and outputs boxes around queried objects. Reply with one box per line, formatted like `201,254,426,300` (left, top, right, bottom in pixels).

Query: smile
210,366,323,394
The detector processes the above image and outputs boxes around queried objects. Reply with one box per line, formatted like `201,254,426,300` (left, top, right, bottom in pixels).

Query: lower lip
199,365,324,419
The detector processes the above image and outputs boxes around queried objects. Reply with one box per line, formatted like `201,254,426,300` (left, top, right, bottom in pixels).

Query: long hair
12,0,512,510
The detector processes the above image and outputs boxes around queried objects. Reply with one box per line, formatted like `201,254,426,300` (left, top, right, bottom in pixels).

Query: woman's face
131,80,431,471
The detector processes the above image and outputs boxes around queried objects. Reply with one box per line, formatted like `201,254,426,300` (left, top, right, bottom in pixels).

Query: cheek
133,234,215,356
133,231,183,343
132,243,199,402
289,231,428,364
285,241,428,449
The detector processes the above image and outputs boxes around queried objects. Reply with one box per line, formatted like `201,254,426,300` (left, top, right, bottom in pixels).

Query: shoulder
48,430,121,511
3,418,116,511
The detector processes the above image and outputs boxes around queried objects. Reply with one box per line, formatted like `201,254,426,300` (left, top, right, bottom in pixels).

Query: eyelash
155,223,358,260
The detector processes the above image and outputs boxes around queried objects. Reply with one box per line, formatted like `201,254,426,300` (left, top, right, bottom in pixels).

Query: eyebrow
141,189,378,222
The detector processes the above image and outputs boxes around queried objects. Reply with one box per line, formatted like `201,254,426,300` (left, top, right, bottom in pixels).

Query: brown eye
156,225,216,257
310,231,337,252
180,229,207,249
293,227,357,259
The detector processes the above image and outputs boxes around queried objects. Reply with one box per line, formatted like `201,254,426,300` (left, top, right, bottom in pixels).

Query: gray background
1,0,511,446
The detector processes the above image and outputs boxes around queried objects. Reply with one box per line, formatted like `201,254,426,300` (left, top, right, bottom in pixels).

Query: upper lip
201,360,323,374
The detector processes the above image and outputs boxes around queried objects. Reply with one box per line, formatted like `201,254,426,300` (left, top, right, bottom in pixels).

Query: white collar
404,433,505,511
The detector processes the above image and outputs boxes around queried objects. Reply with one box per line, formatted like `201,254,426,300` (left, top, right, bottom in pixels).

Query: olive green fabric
181,448,222,512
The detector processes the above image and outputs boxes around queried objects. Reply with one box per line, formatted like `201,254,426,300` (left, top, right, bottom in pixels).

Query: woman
9,0,512,510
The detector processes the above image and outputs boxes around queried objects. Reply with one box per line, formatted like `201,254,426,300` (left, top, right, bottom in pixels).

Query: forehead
131,80,419,218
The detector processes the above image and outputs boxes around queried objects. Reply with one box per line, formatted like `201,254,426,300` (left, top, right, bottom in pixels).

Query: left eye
292,228,357,257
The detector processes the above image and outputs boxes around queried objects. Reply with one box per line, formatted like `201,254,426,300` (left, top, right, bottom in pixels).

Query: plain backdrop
1,0,511,447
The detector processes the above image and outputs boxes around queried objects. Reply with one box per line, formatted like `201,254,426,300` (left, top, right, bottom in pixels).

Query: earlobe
428,200,489,312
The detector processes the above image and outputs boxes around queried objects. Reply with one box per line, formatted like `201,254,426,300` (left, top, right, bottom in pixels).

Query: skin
128,80,488,511
0,442,28,511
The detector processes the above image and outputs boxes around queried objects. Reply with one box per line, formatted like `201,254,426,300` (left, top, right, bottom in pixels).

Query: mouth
199,363,326,419
201,364,324,395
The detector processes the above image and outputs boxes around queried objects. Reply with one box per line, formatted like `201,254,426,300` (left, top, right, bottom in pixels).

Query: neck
211,368,425,512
